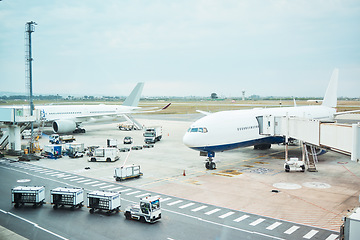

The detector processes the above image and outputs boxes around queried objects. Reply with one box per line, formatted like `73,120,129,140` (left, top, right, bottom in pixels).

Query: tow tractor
284,157,305,172
124,195,161,223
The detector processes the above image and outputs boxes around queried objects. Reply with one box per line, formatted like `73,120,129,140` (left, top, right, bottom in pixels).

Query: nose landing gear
205,158,216,170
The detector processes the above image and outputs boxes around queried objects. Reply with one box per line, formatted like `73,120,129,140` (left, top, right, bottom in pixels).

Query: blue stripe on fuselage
189,136,285,152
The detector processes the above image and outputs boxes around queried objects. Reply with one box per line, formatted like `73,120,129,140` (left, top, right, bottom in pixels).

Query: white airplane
183,69,345,170
37,83,170,133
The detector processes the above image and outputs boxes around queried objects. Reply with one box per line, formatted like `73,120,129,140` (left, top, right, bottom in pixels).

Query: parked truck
88,147,120,162
49,134,75,144
143,126,162,144
284,158,305,172
87,191,121,215
124,195,161,223
114,165,143,181
12,186,45,208
51,187,84,210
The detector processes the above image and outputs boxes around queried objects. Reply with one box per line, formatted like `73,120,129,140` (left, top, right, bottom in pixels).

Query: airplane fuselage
183,105,336,153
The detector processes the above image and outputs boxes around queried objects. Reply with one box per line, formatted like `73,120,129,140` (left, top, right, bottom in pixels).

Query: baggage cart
114,165,143,181
87,191,121,215
11,186,45,208
51,187,84,210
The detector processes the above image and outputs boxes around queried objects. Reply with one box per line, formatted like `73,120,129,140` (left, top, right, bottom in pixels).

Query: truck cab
124,196,161,223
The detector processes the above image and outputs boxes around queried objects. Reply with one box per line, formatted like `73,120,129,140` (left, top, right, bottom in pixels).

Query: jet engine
52,120,77,133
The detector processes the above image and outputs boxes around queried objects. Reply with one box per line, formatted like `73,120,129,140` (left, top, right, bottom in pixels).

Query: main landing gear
73,127,86,133
205,158,216,170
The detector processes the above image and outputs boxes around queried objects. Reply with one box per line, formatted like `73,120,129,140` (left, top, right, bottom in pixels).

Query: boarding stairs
123,114,143,130
304,144,318,172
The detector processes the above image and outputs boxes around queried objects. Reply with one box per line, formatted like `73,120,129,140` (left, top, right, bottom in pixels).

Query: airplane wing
334,110,360,116
130,103,171,113
196,110,211,115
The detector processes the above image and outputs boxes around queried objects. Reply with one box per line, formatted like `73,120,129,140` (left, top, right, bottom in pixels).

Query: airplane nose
183,133,194,147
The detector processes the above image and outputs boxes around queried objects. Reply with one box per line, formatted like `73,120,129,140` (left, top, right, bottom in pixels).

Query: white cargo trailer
87,191,121,215
340,207,360,240
12,186,45,208
88,147,120,162
114,165,143,181
51,187,84,210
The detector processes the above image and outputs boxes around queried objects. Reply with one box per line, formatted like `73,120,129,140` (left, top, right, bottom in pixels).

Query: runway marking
77,179,92,183
205,208,221,215
135,193,150,198
126,191,141,195
233,215,250,222
250,218,265,226
191,206,208,212
284,226,300,234
100,185,115,189
62,176,78,180
179,203,195,209
107,187,123,191
219,212,235,219
303,230,318,239
167,200,183,206
325,234,339,240
92,183,107,187
160,197,172,202
70,177,84,181
266,222,282,230
84,181,99,185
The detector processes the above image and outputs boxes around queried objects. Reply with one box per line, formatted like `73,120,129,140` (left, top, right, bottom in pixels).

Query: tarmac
9,113,360,234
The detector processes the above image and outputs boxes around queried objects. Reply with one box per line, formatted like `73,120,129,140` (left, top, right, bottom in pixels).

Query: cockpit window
188,127,208,133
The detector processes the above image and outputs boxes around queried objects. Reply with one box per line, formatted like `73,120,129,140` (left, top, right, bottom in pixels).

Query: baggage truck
49,134,75,144
114,165,143,181
12,186,45,208
43,144,62,159
87,191,121,215
64,143,85,158
88,147,120,162
143,126,162,144
51,187,84,210
124,195,161,223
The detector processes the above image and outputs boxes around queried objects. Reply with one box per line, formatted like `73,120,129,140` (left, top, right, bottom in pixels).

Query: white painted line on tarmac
77,179,92,183
126,191,141,195
325,234,339,240
121,189,132,193
191,206,207,212
57,174,71,178
219,212,235,219
92,183,106,187
70,177,84,182
45,171,58,175
100,185,115,189
233,215,249,222
107,186,123,191
135,193,150,198
62,176,77,180
84,181,99,185
167,200,183,206
266,222,282,230
284,226,300,234
205,208,221,215
303,230,318,239
179,203,195,209
250,218,265,226
160,198,171,202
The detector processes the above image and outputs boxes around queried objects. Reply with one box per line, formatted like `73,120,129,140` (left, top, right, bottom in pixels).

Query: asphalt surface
0,159,339,240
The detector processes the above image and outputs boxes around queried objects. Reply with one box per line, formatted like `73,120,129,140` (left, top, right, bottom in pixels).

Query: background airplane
183,69,344,170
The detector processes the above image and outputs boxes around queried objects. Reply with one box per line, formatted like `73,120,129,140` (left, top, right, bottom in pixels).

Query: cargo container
51,187,84,210
87,191,121,215
114,165,143,181
12,186,45,208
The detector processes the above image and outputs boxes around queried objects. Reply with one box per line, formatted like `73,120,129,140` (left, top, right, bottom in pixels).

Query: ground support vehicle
143,144,154,148
114,165,143,181
340,207,360,240
51,187,84,210
118,123,135,131
123,136,133,144
64,143,84,158
43,145,62,159
119,147,130,152
49,134,75,144
88,147,120,162
12,186,45,208
284,158,305,172
124,196,161,223
107,139,118,148
143,126,162,144
87,191,120,215
131,146,143,150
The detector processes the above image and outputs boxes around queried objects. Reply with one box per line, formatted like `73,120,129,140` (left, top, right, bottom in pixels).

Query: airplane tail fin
322,68,338,108
122,82,144,107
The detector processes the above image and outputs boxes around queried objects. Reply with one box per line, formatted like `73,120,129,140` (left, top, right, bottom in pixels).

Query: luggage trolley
87,191,121,215
11,186,45,208
51,187,84,210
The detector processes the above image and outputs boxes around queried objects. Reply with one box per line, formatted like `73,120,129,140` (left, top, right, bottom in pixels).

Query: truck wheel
140,216,146,223
14,203,19,208
125,212,131,220
301,165,305,172
285,165,290,172
106,158,111,162
53,204,58,209
89,208,94,214
91,158,96,162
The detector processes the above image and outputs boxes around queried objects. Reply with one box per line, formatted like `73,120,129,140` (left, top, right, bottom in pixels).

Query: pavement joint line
205,208,221,215
303,229,319,239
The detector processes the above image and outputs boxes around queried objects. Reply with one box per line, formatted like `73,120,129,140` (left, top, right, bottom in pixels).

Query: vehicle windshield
151,199,160,210
144,133,154,137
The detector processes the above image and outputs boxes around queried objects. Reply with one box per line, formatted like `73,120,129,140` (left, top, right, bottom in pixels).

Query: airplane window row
90,111,116,114
47,112,81,115
237,125,258,131
187,127,208,133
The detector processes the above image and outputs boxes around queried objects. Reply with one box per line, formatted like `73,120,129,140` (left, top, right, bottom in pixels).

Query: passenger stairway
304,144,318,172
123,114,143,130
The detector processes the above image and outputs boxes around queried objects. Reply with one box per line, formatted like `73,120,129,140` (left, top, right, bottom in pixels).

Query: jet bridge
257,115,360,164
0,107,40,152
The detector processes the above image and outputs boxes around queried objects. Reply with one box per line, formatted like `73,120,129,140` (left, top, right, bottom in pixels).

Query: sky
0,0,359,98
